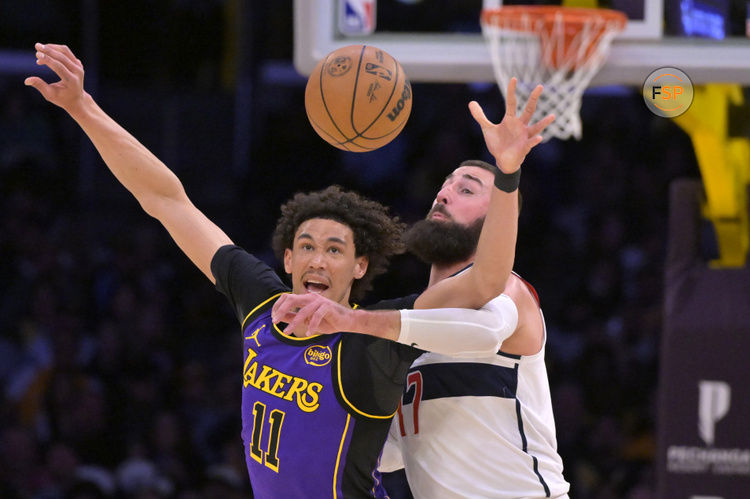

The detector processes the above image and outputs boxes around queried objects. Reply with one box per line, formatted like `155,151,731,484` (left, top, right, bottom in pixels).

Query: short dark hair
271,185,405,302
459,159,496,174
458,159,522,213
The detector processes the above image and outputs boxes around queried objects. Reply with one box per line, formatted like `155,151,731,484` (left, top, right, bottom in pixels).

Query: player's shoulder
498,273,545,356
506,272,540,309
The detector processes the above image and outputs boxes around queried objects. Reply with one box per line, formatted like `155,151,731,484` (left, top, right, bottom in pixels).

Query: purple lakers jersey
241,293,389,498
211,245,420,498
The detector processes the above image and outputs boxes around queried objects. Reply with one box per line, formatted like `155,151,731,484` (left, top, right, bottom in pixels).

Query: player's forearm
350,297,518,357
348,309,401,341
469,186,519,303
402,295,518,355
68,93,187,214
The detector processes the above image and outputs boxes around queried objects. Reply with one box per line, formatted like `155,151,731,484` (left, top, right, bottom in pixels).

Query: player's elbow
138,184,190,221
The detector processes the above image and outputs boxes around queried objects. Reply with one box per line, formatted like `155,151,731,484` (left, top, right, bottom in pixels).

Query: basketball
304,44,412,152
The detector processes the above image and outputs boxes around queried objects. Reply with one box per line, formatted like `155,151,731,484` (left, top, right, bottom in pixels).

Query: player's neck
427,255,475,287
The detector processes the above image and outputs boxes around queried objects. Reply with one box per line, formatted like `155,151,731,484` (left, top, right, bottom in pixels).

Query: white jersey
381,285,569,498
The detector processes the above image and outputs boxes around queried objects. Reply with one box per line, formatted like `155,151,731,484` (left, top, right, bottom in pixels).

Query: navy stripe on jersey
403,362,517,403
515,384,551,497
498,350,522,360
408,361,552,497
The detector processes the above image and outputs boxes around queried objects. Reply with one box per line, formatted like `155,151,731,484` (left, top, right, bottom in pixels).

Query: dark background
1,1,742,498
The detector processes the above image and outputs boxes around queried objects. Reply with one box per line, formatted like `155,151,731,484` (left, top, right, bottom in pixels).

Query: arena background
1,1,747,498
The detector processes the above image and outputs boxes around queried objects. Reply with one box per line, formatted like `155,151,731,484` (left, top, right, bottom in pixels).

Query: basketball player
26,43,551,497
273,118,570,498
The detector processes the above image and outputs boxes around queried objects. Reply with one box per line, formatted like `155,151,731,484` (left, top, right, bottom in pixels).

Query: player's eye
328,247,341,254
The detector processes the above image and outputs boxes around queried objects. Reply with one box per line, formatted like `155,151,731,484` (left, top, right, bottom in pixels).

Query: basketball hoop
480,5,627,140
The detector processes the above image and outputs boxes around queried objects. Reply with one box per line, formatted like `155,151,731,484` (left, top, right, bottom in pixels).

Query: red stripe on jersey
512,271,540,307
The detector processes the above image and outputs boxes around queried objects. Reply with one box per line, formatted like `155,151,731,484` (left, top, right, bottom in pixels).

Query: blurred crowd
1,2,705,498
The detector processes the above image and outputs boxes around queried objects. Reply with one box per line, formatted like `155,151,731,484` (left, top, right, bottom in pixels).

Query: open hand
469,77,555,173
25,43,87,113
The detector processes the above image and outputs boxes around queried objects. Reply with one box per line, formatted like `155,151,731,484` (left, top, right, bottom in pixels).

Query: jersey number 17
396,370,423,436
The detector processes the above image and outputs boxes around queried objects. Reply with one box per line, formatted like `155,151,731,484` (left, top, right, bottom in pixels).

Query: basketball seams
308,115,379,152
309,117,354,151
358,52,402,139
348,45,367,136
347,48,404,143
348,117,407,148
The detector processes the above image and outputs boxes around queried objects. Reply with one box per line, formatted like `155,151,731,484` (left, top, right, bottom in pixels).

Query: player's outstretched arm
25,43,232,282
271,293,517,356
415,78,554,310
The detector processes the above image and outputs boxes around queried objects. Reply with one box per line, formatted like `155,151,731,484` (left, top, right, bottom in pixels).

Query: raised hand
25,43,87,113
272,293,357,337
469,77,555,173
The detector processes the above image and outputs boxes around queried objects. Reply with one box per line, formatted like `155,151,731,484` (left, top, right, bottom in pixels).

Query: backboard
294,0,750,86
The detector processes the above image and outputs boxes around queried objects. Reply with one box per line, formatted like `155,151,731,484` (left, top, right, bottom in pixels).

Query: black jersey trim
242,292,288,329
269,302,359,344
242,292,333,343
336,341,397,420
513,364,551,497
403,362,518,402
332,413,352,498
497,350,522,360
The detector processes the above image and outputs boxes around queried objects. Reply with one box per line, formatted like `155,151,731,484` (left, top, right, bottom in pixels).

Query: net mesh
481,7,626,140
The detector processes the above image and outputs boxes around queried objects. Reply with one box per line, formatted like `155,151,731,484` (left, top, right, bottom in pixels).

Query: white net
481,7,626,141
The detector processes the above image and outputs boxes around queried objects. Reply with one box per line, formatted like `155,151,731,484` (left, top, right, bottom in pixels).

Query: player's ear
283,248,293,274
353,256,368,280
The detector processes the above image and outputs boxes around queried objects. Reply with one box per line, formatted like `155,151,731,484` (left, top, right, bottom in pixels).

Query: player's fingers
36,49,76,83
528,114,555,137
272,305,298,325
505,77,518,117
523,135,544,154
306,306,328,336
468,101,493,128
282,308,309,335
271,294,293,322
520,84,543,125
274,311,297,325
295,302,329,336
273,293,313,317
37,44,81,81
273,296,311,327
44,43,83,69
23,77,51,99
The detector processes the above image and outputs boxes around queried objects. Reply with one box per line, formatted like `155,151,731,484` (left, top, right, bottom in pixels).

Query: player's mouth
427,203,453,222
303,276,330,294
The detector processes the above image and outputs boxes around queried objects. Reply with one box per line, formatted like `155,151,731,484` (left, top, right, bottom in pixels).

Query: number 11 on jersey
251,401,286,472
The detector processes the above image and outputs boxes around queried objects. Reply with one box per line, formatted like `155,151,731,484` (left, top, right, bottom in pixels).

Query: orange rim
481,6,627,31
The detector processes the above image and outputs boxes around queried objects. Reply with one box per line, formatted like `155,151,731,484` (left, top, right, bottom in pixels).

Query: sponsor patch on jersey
304,345,333,367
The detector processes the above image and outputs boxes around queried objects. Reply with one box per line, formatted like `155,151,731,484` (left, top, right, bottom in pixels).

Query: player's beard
404,209,485,266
